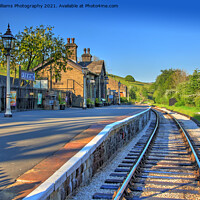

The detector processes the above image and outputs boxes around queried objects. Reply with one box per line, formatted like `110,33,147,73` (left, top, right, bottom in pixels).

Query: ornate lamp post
90,78,95,102
128,86,130,102
2,24,15,117
118,81,121,105
105,75,109,102
82,66,88,109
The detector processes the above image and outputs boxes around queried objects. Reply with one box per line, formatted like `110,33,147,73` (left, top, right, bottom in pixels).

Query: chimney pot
72,38,75,44
84,48,86,54
67,38,70,43
87,48,90,54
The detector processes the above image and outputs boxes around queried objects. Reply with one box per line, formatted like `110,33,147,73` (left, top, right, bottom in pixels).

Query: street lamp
105,75,109,101
118,81,121,105
82,66,88,109
128,86,130,102
90,78,95,101
2,24,15,117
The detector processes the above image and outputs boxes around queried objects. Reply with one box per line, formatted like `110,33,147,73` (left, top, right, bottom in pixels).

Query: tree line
119,69,199,107
152,68,200,107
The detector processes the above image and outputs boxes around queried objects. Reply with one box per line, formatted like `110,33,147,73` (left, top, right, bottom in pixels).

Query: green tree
125,75,135,82
171,69,188,87
0,37,6,71
189,69,200,94
130,87,136,99
13,25,69,80
0,32,19,77
152,69,188,104
152,68,199,106
44,36,69,82
141,87,148,99
13,25,49,71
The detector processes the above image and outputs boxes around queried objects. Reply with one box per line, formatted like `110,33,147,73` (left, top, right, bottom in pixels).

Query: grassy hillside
108,74,154,103
108,74,152,88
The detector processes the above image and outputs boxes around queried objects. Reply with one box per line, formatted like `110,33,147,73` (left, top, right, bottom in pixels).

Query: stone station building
34,38,108,107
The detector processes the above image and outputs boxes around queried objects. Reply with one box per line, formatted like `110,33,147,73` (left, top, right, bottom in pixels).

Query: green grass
108,74,152,88
108,74,153,93
108,74,153,103
153,104,200,122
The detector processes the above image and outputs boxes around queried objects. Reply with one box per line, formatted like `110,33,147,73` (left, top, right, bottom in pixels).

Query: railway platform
0,105,149,200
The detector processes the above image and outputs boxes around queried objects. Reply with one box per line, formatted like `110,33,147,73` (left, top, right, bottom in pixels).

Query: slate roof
79,60,106,75
33,59,83,72
78,62,92,67
88,61,105,75
33,59,54,72
33,59,106,77
66,60,84,71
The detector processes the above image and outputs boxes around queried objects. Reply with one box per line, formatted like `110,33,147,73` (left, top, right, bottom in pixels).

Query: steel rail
113,108,200,200
113,109,159,200
170,113,200,169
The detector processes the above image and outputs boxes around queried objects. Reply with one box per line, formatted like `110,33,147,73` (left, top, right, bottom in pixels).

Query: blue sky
1,0,200,82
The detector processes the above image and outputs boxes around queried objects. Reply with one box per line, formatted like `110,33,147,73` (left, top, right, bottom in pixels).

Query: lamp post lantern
82,66,88,109
118,81,121,105
2,24,15,117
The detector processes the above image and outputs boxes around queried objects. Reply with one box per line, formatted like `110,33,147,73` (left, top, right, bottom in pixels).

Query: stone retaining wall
24,108,151,200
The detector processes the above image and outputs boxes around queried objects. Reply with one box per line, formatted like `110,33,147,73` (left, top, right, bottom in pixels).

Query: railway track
92,109,200,200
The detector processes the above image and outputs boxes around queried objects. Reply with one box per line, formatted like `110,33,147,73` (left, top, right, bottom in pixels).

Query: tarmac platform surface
0,105,148,199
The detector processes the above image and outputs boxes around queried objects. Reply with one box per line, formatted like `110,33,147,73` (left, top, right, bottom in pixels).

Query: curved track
93,109,200,200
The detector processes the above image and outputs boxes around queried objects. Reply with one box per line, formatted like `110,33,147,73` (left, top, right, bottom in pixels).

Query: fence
0,85,66,112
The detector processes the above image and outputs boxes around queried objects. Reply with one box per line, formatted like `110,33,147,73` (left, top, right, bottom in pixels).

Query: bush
175,100,185,107
195,96,200,107
125,75,135,82
156,96,168,105
184,96,195,106
120,97,128,103
59,95,66,105
95,98,99,103
130,99,135,104
87,98,91,104
130,88,136,99
60,101,66,105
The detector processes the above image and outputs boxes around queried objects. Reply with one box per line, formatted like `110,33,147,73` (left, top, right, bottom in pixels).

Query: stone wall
24,108,150,200
107,76,127,97
37,63,84,98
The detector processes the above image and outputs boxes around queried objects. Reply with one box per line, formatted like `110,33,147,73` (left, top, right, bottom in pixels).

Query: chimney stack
81,48,92,62
66,37,78,62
